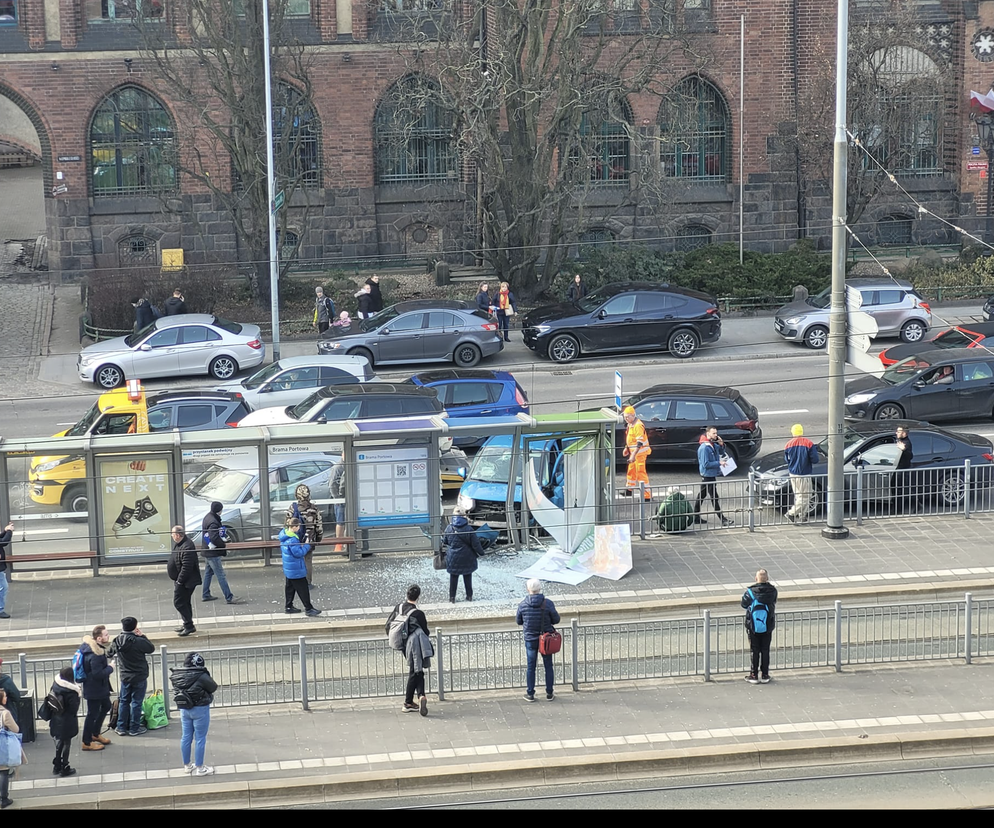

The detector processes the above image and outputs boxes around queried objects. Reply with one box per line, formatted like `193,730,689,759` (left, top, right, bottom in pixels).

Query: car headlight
784,317,801,326
762,477,789,490
79,355,96,366
457,494,475,511
534,324,551,334
845,392,876,405
33,460,63,473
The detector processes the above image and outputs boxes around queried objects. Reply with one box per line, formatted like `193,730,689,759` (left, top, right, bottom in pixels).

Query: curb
16,726,994,809
7,577,993,657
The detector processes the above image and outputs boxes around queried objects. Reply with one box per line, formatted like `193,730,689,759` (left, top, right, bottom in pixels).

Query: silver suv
774,278,931,349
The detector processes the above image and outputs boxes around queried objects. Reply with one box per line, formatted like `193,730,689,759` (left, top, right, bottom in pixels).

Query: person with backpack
313,286,335,335
385,585,431,716
77,624,114,751
201,502,239,605
46,666,82,777
442,508,483,603
106,616,154,737
285,483,323,586
516,579,561,702
169,652,218,777
741,569,778,685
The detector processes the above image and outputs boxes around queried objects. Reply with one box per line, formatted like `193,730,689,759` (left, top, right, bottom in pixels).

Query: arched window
676,224,712,252
878,214,913,246
274,84,319,188
658,77,729,182
117,233,157,266
374,76,457,184
575,92,632,185
90,86,176,197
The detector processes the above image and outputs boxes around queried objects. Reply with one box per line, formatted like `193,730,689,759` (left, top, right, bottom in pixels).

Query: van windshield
468,444,516,485
65,402,102,437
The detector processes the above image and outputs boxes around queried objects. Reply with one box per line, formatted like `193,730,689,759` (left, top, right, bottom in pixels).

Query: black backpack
37,691,64,722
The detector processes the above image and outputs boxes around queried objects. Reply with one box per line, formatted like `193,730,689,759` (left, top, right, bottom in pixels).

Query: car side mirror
140,344,152,351
598,309,607,319
381,328,391,335
259,384,271,393
912,380,925,390
316,416,327,424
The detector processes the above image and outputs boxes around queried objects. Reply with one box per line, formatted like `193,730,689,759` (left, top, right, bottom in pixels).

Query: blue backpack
746,589,770,634
72,647,87,682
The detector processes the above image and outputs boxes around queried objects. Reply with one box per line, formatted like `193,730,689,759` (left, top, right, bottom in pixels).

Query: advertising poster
568,523,632,581
98,455,173,557
356,445,430,527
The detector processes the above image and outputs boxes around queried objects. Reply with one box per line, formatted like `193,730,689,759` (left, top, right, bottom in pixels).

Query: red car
878,322,994,366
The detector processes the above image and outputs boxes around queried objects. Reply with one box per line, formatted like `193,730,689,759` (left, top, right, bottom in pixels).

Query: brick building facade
0,0,987,280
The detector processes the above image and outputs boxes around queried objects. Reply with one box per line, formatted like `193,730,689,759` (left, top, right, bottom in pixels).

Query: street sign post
272,189,285,214
615,371,623,411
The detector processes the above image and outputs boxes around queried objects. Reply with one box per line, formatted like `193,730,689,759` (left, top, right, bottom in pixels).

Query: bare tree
795,1,952,239
377,0,707,299
135,0,319,303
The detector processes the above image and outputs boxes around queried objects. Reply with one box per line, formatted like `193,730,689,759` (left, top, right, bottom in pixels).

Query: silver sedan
78,314,266,389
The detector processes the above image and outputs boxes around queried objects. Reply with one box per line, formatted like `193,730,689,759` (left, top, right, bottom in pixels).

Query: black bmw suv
522,282,721,363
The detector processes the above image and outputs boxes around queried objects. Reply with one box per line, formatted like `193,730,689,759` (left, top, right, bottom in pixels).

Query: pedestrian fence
15,594,992,718
614,460,994,539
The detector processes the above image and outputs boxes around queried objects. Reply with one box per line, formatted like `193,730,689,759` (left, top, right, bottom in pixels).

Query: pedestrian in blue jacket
516,579,561,702
693,427,733,526
783,424,820,524
443,509,483,602
280,519,320,617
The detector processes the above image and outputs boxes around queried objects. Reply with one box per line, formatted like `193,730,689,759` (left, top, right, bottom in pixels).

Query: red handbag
539,630,562,655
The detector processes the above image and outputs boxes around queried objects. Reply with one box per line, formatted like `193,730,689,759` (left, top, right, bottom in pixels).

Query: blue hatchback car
406,369,529,448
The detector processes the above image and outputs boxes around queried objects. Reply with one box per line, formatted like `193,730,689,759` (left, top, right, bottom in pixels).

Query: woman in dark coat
49,666,81,777
474,283,492,315
365,275,384,314
443,508,483,603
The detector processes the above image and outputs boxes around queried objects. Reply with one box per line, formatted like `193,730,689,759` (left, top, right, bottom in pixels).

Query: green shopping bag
140,690,169,729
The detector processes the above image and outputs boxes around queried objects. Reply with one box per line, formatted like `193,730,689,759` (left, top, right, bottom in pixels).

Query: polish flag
970,89,994,114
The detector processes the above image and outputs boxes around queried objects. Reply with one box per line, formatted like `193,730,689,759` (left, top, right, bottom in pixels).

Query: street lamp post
262,0,281,360
976,114,994,243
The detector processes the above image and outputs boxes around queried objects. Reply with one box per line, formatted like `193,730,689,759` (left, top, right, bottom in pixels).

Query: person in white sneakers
169,652,218,777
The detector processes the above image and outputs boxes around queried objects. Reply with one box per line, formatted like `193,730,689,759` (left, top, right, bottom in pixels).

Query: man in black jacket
79,624,114,751
163,288,187,316
0,520,11,619
201,502,238,604
893,425,915,514
106,616,154,736
741,569,778,685
168,526,202,637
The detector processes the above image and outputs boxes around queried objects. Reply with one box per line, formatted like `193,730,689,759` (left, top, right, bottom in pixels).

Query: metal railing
16,593,990,718
613,461,994,539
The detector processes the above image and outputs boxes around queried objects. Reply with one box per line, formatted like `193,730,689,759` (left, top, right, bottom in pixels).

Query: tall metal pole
823,0,849,541
262,0,281,360
739,14,744,265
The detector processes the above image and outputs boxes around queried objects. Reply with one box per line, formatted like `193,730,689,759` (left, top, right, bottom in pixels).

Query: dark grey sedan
317,300,503,368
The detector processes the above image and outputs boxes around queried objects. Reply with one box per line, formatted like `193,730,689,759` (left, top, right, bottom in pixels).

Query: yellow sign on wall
161,248,184,271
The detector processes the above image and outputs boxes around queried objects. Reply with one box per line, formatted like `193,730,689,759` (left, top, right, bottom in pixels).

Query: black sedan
606,384,763,466
844,350,994,422
750,420,994,513
521,282,721,363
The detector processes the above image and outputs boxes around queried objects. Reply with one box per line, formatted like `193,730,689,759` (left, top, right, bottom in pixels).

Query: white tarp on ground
567,524,633,581
515,550,593,585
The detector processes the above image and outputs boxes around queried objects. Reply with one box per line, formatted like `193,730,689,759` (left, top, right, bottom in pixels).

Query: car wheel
936,470,965,507
209,355,239,380
351,347,375,368
900,320,927,343
668,328,700,359
95,364,124,389
453,342,482,368
804,325,828,349
61,485,88,514
874,403,904,420
548,334,579,364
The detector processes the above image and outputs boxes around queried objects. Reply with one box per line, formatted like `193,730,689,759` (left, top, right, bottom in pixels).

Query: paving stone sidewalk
5,660,994,808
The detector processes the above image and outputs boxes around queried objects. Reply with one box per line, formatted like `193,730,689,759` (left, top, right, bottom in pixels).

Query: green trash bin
657,490,693,533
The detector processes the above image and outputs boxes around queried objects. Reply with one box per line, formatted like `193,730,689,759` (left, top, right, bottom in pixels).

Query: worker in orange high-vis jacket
622,406,652,499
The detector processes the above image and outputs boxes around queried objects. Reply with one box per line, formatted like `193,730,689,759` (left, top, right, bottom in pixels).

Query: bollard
703,610,711,682
856,465,863,526
638,482,646,540
747,469,755,532
435,628,445,701
965,593,973,665
964,460,972,519
18,653,26,691
160,645,170,716
571,618,579,692
299,636,309,711
834,600,842,672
